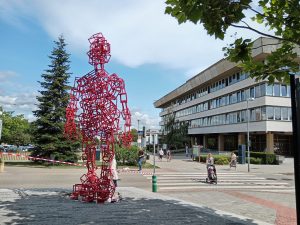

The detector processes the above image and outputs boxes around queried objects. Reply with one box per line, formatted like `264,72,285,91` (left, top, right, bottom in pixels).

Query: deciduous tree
165,0,300,83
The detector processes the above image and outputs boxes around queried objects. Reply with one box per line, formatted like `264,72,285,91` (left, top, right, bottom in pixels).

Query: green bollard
152,175,157,192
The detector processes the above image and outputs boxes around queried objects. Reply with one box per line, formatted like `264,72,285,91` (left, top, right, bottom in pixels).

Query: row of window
189,106,292,128
172,83,290,118
165,71,250,108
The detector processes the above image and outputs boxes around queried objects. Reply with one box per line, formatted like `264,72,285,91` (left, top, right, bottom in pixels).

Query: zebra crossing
143,172,295,193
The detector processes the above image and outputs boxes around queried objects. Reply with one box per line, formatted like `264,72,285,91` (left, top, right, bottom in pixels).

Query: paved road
0,154,296,224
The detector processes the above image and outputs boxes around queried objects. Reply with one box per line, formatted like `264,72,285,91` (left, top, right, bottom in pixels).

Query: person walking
137,149,144,172
159,148,164,161
229,152,237,169
185,143,189,157
166,149,171,162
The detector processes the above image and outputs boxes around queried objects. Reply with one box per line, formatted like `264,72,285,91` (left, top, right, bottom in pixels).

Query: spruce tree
32,35,79,161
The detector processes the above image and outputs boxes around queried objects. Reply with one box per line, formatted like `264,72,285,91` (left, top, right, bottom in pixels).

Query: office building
154,37,300,155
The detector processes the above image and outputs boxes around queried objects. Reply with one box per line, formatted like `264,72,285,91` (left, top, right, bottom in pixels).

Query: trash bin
96,148,101,160
238,144,246,164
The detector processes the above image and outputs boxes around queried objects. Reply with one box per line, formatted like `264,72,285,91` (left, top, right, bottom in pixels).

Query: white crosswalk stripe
143,172,295,193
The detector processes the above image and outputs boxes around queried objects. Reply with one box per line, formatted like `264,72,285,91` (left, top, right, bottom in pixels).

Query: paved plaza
0,154,296,225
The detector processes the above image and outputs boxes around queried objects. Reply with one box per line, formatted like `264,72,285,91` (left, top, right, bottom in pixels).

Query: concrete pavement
0,154,296,224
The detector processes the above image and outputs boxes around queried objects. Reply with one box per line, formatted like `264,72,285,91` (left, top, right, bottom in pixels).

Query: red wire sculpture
64,33,132,203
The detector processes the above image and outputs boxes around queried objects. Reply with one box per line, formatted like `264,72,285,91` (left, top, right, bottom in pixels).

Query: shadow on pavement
1,189,261,225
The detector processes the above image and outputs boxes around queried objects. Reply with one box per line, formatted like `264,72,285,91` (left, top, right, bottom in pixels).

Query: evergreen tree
32,35,79,161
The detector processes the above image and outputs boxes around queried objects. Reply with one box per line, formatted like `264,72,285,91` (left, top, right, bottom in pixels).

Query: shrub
246,157,262,164
215,157,229,165
115,145,140,166
235,151,277,164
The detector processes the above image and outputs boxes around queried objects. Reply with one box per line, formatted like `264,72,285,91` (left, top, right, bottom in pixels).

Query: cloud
0,0,239,74
0,71,17,81
130,108,160,130
0,92,38,121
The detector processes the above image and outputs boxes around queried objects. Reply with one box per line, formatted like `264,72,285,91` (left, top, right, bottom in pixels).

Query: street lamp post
137,119,140,148
152,133,157,192
247,98,254,172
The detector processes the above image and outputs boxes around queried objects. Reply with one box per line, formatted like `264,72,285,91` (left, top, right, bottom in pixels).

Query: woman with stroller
229,152,237,169
206,153,214,168
206,153,217,184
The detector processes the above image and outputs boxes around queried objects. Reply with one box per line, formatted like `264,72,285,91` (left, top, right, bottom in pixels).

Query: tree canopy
0,110,32,146
162,113,189,149
32,35,79,161
165,0,300,83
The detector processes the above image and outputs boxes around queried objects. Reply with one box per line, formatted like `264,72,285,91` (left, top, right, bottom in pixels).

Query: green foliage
198,155,230,165
214,156,229,165
32,35,80,161
115,145,140,166
165,0,300,83
250,152,277,164
130,129,138,142
1,111,32,146
162,113,189,149
246,157,262,164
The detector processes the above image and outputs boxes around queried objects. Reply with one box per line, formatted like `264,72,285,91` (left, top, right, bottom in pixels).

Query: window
255,108,261,121
240,72,245,80
231,93,237,104
255,85,261,98
237,72,240,81
281,85,287,97
261,107,266,120
287,85,291,97
250,87,255,98
237,91,241,102
288,108,292,120
241,90,245,101
260,83,266,97
241,110,246,122
274,107,281,120
281,108,288,120
274,84,280,96
266,84,273,96
267,107,274,120
250,109,256,121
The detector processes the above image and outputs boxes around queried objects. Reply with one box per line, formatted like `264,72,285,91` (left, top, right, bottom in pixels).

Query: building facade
154,37,300,155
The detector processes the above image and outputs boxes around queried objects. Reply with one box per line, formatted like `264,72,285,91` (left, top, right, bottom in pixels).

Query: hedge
233,151,277,164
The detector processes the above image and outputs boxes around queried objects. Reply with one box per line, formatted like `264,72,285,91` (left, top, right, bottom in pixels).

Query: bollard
152,175,157,192
0,158,4,173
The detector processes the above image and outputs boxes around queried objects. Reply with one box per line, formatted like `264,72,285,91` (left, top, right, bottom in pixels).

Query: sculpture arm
64,88,79,139
119,88,132,147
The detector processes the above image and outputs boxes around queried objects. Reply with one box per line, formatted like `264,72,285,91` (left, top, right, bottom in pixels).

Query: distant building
154,37,300,155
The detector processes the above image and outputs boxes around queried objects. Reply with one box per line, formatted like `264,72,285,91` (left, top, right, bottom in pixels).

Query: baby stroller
206,164,217,184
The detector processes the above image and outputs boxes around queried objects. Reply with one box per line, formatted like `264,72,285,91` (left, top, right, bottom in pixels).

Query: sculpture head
87,33,111,70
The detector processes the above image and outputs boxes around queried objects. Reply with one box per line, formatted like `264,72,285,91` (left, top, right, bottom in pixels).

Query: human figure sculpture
64,33,131,203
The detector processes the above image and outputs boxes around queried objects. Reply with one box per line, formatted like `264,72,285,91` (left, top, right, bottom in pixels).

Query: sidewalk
0,187,271,225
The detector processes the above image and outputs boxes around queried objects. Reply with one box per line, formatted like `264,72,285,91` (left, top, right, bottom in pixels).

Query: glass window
281,108,288,120
255,85,261,98
287,85,291,97
250,109,256,121
245,89,250,99
241,90,245,101
260,83,266,96
255,108,261,121
237,72,240,81
240,72,245,80
237,91,241,102
267,107,274,120
261,107,266,120
274,107,281,120
231,93,237,104
274,84,280,96
241,110,246,122
250,87,255,98
266,84,273,96
237,111,241,122
288,108,292,120
281,85,287,97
